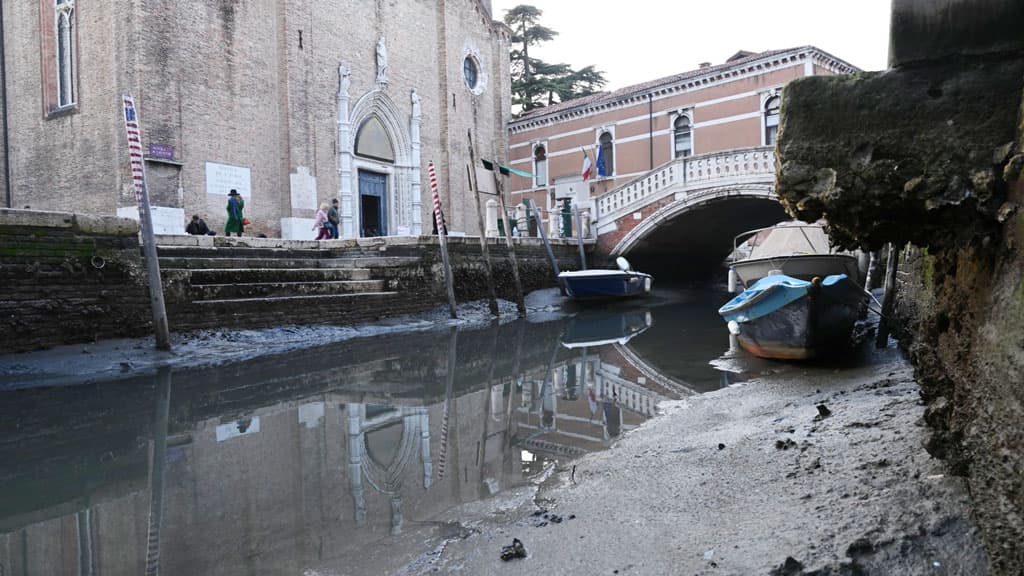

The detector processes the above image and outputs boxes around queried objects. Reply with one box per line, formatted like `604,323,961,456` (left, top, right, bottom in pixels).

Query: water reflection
0,289,746,575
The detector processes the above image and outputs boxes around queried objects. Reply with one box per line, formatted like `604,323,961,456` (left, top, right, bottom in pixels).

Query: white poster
206,162,251,198
116,205,186,235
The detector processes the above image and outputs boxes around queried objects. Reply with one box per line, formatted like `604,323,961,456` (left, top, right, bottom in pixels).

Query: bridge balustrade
594,146,776,225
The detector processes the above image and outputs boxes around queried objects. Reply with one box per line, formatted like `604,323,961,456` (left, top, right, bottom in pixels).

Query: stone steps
155,240,431,330
158,255,420,270
189,279,386,300
184,267,374,284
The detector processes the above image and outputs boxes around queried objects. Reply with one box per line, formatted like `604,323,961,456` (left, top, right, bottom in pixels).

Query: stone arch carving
609,183,777,257
339,87,420,237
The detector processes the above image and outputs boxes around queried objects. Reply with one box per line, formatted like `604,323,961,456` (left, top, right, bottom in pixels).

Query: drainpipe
0,0,11,208
647,93,653,170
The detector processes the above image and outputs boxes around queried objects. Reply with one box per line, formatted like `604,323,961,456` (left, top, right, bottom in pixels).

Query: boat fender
727,268,739,293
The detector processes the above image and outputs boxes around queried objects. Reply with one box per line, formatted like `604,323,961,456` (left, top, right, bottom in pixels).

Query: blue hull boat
559,257,653,301
559,269,653,300
718,274,864,360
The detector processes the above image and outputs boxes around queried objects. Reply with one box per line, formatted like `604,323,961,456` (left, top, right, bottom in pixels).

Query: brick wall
0,209,152,353
1,210,587,353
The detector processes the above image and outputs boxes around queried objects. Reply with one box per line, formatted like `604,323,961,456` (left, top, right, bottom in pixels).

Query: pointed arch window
55,0,76,108
41,0,78,114
764,96,781,146
533,144,547,187
673,115,692,158
355,117,395,163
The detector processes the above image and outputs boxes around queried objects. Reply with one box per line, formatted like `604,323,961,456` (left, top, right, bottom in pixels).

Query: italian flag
580,148,592,181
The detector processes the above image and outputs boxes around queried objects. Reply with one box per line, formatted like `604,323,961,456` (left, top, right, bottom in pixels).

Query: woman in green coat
225,189,245,236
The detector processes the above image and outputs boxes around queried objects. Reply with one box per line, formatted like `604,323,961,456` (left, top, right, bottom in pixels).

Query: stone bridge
593,146,788,279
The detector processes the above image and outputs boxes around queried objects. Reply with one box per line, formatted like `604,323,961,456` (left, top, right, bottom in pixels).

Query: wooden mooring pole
467,131,500,317
428,161,457,318
491,168,526,314
875,243,899,348
530,199,563,293
573,206,587,270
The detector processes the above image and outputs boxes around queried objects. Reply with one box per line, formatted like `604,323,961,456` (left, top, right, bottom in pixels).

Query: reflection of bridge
594,147,788,278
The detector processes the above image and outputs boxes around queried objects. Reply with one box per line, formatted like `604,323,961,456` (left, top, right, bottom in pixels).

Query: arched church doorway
359,170,388,236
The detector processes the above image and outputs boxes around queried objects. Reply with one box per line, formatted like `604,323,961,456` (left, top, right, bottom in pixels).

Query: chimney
699,62,711,69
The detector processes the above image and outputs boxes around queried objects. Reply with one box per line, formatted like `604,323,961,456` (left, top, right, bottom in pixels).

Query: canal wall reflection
0,307,700,575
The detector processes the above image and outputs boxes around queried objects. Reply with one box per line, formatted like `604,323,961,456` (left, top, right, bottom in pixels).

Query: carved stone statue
376,37,389,85
411,89,421,119
339,64,350,97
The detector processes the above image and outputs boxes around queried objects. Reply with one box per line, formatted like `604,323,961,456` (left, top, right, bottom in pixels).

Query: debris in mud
500,538,527,561
815,404,832,420
771,556,805,575
776,438,798,450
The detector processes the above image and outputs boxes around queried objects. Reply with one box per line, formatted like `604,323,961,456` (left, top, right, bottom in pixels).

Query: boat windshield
733,222,835,260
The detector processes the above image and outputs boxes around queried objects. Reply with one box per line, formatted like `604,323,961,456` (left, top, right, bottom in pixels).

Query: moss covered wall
774,38,1024,574
0,209,153,353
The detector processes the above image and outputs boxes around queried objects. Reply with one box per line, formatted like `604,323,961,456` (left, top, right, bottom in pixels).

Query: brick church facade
0,0,510,238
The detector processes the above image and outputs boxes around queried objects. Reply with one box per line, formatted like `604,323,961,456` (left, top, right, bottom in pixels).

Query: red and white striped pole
428,162,457,319
122,94,170,350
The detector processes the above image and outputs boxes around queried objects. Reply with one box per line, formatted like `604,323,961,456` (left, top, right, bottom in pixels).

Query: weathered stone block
776,55,1024,250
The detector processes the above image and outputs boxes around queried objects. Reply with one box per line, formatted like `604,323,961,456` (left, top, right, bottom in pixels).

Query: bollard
485,199,499,237
728,268,739,293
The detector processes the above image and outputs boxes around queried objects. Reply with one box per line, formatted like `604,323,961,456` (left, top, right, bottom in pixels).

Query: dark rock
770,556,805,576
500,538,527,561
815,404,832,419
718,443,726,450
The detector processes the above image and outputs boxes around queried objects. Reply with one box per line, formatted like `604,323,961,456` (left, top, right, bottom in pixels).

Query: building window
463,57,478,90
764,96,780,146
55,0,76,108
598,131,614,177
533,145,547,187
673,116,692,158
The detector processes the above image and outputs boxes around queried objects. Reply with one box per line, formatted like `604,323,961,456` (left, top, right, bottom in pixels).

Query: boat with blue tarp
718,273,864,360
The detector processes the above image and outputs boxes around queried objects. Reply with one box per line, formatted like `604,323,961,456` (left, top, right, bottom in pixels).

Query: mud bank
420,347,988,575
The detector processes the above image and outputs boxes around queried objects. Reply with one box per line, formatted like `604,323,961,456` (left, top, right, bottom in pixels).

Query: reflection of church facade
0,316,696,573
0,0,510,238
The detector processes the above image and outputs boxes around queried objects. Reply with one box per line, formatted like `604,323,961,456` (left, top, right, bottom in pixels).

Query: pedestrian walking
327,198,341,239
225,190,245,237
313,203,331,240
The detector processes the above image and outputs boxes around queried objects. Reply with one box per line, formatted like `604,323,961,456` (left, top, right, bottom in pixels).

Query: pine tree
503,5,607,114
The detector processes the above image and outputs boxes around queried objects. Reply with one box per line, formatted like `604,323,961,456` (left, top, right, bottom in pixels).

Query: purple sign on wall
148,143,175,160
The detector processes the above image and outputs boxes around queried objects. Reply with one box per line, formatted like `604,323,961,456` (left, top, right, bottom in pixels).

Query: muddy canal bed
0,288,987,575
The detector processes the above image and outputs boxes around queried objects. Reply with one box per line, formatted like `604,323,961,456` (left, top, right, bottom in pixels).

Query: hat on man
228,189,240,196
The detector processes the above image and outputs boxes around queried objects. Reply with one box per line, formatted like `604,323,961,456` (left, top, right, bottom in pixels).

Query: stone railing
595,146,775,222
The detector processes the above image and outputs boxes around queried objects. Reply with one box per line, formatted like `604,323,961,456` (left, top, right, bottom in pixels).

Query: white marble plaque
280,216,317,240
290,166,317,211
205,162,251,198
117,205,186,235
215,417,261,442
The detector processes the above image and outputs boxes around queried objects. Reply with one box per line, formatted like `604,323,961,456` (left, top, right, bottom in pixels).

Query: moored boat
559,258,653,301
728,221,860,291
718,274,865,360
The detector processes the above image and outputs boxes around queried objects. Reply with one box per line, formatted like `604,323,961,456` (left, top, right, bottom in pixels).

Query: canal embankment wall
0,208,587,354
774,1,1024,570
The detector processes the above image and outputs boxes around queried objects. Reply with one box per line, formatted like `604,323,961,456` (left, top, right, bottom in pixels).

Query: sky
490,0,891,91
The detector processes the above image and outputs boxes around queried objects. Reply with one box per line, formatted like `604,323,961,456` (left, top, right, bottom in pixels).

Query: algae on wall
773,53,1024,573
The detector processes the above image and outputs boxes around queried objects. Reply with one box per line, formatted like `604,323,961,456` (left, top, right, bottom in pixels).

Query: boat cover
718,274,849,323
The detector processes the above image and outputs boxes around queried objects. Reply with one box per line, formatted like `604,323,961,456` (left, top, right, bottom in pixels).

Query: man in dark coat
186,215,213,235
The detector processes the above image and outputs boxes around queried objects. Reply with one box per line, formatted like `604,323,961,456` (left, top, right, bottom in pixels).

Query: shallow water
0,287,757,575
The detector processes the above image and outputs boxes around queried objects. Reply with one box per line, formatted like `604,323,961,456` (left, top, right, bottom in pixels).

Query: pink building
506,46,858,254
